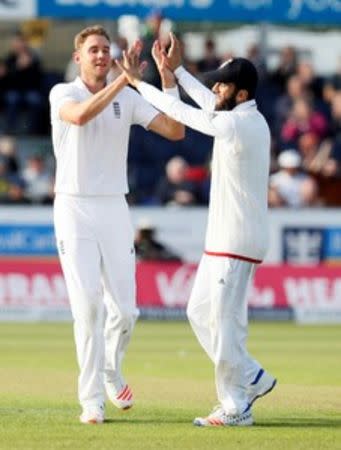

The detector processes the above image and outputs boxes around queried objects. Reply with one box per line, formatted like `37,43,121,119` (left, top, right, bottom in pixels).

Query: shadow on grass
103,417,341,428
104,418,191,425
256,418,341,428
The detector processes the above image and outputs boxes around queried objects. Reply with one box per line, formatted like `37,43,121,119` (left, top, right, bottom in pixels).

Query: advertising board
1,259,340,323
0,0,36,19
36,0,341,23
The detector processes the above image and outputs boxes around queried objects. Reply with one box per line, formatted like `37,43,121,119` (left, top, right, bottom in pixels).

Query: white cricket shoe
193,405,253,427
80,404,105,424
105,383,134,410
247,369,277,406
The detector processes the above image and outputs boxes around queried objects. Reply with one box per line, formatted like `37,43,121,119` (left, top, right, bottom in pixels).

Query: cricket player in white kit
49,26,184,424
117,33,277,427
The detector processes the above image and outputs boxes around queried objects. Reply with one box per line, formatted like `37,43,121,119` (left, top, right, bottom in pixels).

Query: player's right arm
55,74,127,126
161,33,216,111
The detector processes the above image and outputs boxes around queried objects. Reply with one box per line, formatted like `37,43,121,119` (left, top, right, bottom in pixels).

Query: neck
80,72,106,93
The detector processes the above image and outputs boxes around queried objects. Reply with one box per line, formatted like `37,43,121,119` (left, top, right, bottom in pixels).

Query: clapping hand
151,40,176,88
115,39,148,87
164,32,182,71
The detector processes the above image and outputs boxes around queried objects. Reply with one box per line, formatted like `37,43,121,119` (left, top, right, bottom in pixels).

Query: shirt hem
204,250,262,264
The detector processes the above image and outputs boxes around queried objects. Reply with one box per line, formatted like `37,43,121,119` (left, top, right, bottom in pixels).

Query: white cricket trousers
187,254,261,415
54,194,138,409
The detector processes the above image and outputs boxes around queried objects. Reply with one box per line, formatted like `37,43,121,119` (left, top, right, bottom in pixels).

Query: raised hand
152,40,176,88
115,39,147,87
166,32,182,71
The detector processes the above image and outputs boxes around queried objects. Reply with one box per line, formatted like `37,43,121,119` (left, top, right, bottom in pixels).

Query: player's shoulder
49,79,80,99
115,85,150,109
118,85,141,100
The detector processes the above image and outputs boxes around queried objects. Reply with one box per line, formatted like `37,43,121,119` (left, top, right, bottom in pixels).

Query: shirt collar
75,76,108,93
75,76,90,92
233,99,257,112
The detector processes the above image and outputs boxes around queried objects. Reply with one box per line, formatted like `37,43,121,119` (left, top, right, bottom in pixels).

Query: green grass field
0,321,340,450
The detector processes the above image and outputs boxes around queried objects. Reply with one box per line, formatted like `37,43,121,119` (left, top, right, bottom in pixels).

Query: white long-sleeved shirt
49,77,159,196
138,68,271,262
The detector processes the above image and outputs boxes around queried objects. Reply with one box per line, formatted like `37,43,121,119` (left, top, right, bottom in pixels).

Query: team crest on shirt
113,102,121,118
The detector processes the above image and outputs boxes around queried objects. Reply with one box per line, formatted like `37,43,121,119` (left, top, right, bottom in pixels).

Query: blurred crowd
0,13,341,207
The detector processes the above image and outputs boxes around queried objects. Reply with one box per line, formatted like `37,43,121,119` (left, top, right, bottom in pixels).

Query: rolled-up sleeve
138,81,235,141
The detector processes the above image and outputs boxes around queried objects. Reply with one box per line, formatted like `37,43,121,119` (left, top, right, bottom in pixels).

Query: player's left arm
147,112,185,141
147,41,185,141
116,46,233,140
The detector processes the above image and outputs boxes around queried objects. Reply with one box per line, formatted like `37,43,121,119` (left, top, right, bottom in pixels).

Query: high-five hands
151,40,176,88
116,32,182,88
163,32,182,71
115,39,147,88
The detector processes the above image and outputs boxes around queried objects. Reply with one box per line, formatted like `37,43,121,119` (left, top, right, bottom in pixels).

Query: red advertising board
0,258,340,321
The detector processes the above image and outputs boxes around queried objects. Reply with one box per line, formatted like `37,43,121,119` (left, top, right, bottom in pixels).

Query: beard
215,91,238,111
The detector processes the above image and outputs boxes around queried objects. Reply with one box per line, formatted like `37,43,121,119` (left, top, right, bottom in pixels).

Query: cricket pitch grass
0,321,340,450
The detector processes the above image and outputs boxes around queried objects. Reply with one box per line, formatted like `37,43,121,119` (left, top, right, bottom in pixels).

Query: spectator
21,154,54,204
0,135,19,175
269,149,319,207
296,61,323,99
139,9,168,88
318,91,341,178
246,43,267,81
155,156,200,206
281,98,328,147
134,218,182,261
0,59,9,105
274,75,308,135
0,174,30,204
323,57,341,105
0,156,11,200
271,46,298,93
298,131,323,171
197,37,221,73
2,31,44,134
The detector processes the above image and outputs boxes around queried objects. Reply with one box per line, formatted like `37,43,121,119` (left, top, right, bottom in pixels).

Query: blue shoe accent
250,378,277,406
250,368,264,385
243,403,252,414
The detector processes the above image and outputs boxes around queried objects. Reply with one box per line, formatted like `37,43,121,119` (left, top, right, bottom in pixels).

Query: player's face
76,34,111,80
212,82,238,111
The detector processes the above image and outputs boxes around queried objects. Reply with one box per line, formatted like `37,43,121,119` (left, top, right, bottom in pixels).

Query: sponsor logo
284,276,341,309
189,0,213,7
155,265,195,307
288,0,341,19
230,0,272,9
0,225,57,256
0,0,17,7
113,101,121,118
0,0,35,18
282,227,323,264
283,227,341,264
0,273,69,307
247,285,275,308
56,0,184,6
55,0,214,7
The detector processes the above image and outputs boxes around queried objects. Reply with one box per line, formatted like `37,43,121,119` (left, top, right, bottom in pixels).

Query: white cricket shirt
138,68,271,262
49,77,159,195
